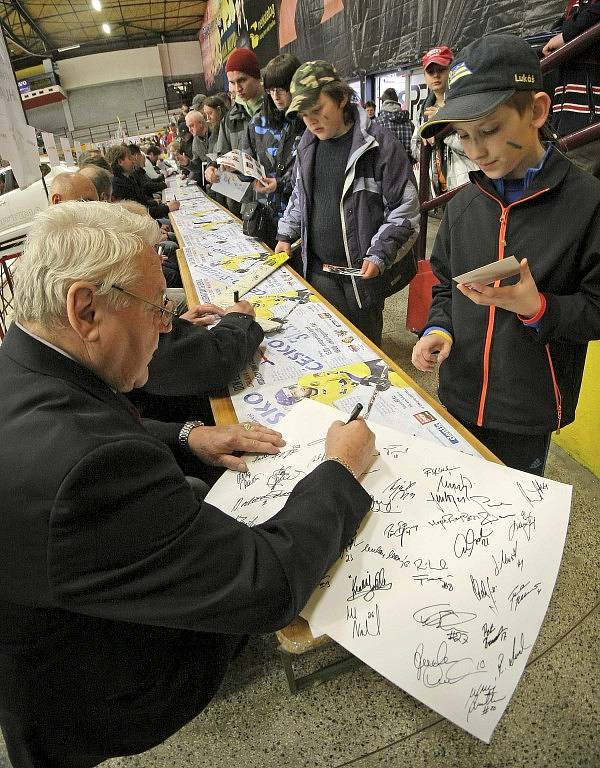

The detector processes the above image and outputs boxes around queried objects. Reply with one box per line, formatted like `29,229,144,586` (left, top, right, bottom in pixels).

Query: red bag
406,259,440,334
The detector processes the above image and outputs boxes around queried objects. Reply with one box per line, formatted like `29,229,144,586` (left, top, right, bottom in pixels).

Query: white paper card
59,137,75,166
41,132,61,168
205,399,572,743
210,170,251,202
454,256,520,285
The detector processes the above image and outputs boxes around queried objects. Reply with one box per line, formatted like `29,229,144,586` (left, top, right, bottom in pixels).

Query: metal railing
414,21,600,262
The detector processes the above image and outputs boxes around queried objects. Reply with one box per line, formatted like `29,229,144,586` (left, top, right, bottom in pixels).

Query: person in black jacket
412,34,600,476
0,200,375,767
106,144,180,220
542,0,600,177
128,143,167,195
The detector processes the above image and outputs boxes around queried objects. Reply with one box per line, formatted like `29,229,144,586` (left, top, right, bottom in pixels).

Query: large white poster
206,399,572,742
0,29,41,189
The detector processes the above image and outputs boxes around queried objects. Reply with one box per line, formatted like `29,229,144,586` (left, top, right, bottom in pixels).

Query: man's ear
66,281,102,342
532,91,551,129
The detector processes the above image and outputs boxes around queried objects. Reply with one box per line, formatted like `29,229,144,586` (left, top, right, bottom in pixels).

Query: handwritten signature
507,581,542,612
465,682,506,721
470,575,498,614
347,568,392,602
516,478,548,505
349,603,382,639
482,622,508,649
414,641,485,688
454,527,491,558
383,520,419,546
371,479,417,513
266,465,303,491
413,604,477,631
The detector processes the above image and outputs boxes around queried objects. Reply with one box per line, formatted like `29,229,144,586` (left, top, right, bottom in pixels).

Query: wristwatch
178,420,204,449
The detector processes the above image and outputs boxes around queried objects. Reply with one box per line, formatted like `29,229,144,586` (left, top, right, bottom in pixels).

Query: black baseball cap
419,34,543,139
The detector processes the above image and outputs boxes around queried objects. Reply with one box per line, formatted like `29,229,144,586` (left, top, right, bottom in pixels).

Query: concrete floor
1,220,598,767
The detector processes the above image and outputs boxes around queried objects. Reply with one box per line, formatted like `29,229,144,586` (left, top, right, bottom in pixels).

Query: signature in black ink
470,575,498,615
413,603,477,631
516,478,548,505
266,465,303,491
507,581,542,612
236,472,262,491
466,683,506,721
508,510,536,542
234,513,259,526
413,574,455,592
414,641,485,688
491,541,518,577
383,444,409,458
253,444,301,465
482,622,508,649
386,550,411,566
347,568,392,602
423,465,460,477
497,633,531,677
361,542,386,559
349,603,381,639
383,520,418,546
454,527,491,558
371,479,417,513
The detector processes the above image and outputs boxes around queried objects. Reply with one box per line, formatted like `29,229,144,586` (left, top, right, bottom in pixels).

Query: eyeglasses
110,284,178,328
267,87,289,97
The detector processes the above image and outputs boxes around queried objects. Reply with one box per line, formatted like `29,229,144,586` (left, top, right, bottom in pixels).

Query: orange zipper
545,344,563,432
473,183,556,427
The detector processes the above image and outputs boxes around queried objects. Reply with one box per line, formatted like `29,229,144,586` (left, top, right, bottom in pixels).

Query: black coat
111,167,169,219
428,148,600,434
0,324,371,767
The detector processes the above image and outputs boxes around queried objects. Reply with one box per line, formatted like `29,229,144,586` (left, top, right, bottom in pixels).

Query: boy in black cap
412,33,600,475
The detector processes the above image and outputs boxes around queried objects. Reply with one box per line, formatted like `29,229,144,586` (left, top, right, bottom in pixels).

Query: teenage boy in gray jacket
275,61,419,344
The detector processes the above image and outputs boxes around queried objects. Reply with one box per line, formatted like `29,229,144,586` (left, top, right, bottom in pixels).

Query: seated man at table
49,171,99,204
0,201,375,767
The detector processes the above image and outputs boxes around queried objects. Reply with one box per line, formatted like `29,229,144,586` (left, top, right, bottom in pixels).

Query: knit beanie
225,48,261,80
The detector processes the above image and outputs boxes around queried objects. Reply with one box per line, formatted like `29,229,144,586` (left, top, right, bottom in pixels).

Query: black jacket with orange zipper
427,147,600,435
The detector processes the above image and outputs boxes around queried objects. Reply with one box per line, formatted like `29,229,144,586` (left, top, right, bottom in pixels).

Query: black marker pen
346,403,363,423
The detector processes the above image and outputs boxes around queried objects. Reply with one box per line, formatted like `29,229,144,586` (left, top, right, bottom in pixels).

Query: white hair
186,109,206,124
14,200,160,329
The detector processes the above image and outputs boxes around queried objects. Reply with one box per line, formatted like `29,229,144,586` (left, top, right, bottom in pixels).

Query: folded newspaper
217,150,266,180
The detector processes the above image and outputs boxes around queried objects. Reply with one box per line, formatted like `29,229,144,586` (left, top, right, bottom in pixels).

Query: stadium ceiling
0,0,207,65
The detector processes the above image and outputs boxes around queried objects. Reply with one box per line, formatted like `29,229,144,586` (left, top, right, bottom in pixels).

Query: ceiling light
102,22,111,34
91,0,102,10
57,44,81,52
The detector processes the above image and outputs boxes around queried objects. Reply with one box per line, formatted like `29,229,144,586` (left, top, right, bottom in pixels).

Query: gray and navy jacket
427,148,600,434
373,102,414,158
214,97,263,158
277,106,419,309
550,0,600,136
246,114,303,221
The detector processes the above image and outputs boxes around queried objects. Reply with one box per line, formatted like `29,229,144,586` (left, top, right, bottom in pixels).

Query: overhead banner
199,0,280,90
280,0,566,78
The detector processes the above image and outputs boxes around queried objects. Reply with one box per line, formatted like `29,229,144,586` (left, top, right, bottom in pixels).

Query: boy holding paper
411,34,600,475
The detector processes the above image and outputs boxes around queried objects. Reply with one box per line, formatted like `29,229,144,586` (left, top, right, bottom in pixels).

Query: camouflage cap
286,60,340,116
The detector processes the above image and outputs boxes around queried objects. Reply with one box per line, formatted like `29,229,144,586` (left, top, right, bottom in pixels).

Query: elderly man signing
0,201,374,767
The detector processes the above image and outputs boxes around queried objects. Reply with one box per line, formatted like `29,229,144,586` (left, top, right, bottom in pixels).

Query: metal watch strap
178,420,204,449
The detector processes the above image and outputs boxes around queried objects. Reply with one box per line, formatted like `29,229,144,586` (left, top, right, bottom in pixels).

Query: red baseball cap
422,46,454,70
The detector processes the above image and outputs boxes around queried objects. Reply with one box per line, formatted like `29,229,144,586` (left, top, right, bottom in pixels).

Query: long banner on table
170,182,480,457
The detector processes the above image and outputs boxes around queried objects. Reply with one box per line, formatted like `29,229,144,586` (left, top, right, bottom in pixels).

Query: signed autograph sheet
205,400,572,742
